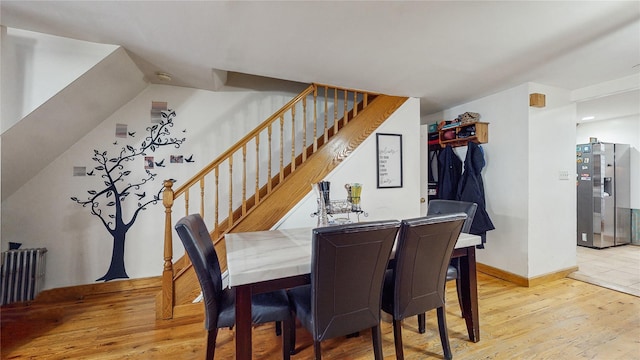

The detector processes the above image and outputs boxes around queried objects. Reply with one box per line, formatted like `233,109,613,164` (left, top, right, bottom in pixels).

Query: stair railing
160,83,375,318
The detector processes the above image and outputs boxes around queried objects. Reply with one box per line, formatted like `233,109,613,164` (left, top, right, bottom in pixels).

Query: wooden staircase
156,83,408,319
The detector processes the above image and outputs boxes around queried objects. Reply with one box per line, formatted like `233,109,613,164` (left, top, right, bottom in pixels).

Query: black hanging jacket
437,145,462,200
457,142,494,246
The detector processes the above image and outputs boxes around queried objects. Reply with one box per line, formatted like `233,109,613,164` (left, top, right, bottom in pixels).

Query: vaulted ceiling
2,1,639,117
1,1,639,200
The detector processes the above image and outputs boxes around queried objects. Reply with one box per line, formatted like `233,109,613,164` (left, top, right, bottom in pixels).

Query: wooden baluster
161,179,174,319
343,89,348,126
333,89,338,134
353,91,358,117
184,190,189,216
200,178,205,218
267,125,272,193
290,106,296,172
302,96,307,162
242,144,247,215
313,86,318,153
214,166,219,240
279,116,284,183
363,93,368,108
228,158,233,228
255,135,260,204
324,86,329,143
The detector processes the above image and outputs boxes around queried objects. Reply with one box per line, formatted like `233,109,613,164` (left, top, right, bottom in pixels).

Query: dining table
226,226,482,360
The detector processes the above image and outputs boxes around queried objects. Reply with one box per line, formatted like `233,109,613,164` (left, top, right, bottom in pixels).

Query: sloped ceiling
0,1,639,200
1,1,638,116
1,48,148,199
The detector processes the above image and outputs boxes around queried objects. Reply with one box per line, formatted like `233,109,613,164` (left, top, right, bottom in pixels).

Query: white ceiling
2,1,639,118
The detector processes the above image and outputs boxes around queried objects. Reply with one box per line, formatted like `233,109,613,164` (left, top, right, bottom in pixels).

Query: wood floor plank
2,273,639,359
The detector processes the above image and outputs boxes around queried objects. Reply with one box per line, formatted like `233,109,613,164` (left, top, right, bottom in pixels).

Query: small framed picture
376,133,403,188
115,124,128,138
145,156,154,169
151,101,168,123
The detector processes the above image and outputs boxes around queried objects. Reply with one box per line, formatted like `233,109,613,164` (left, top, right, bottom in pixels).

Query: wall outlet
559,170,570,180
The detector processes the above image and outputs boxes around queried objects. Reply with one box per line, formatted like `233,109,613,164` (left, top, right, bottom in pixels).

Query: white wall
1,28,117,133
440,84,531,277
1,84,297,289
430,83,577,279
1,87,420,290
527,84,577,278
576,115,640,209
276,98,422,229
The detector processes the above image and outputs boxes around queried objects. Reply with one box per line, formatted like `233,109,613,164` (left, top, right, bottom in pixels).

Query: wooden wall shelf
438,121,489,148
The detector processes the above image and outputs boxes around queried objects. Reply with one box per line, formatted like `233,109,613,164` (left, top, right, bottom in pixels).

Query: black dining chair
418,199,478,332
381,213,467,360
174,214,293,360
286,220,401,360
427,200,477,233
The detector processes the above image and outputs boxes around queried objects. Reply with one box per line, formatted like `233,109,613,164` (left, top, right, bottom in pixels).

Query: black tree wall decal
71,110,185,281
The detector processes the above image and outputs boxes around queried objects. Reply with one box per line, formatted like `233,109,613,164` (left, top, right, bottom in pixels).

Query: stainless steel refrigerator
576,142,631,248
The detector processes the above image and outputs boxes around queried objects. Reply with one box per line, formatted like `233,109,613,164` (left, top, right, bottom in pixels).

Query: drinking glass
351,183,362,211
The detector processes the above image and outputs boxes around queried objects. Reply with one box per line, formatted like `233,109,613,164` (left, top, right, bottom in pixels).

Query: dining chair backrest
310,220,400,341
388,213,466,320
427,199,477,233
174,214,223,331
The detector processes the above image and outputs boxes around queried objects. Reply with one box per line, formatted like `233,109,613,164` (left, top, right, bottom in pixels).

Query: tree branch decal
71,110,185,281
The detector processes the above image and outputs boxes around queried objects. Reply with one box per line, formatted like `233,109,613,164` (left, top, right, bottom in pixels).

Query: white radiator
1,248,47,305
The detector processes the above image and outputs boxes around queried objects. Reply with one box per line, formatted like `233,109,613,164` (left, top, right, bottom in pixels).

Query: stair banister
160,83,379,319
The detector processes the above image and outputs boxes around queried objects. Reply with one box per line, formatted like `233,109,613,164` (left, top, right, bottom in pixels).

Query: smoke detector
156,72,172,82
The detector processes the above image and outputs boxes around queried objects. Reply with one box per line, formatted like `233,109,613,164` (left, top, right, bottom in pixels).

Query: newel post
161,179,175,319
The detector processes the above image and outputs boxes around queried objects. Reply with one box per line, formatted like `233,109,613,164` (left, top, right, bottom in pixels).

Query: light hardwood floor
2,273,639,359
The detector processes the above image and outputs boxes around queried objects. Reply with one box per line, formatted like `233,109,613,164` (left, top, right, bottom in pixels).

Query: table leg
235,285,252,359
458,247,480,342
